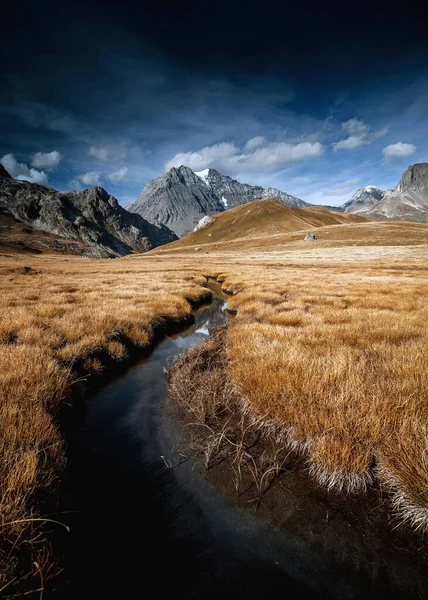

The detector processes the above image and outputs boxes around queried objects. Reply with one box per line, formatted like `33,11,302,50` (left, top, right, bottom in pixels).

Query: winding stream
52,284,428,599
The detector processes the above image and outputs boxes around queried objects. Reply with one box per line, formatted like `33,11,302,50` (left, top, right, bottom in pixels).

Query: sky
1,0,427,206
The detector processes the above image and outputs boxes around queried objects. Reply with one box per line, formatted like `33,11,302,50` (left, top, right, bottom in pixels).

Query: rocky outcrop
261,187,308,208
397,162,428,195
0,175,176,257
343,164,428,223
127,165,307,237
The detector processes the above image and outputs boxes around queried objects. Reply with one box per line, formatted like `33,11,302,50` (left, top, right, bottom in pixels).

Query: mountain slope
164,198,368,247
342,186,386,214
127,165,307,236
154,200,428,255
343,163,428,223
0,175,176,257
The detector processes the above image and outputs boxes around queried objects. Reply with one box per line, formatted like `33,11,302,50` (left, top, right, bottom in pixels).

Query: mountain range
127,165,307,236
343,163,428,222
2,159,427,255
0,167,176,257
128,163,428,235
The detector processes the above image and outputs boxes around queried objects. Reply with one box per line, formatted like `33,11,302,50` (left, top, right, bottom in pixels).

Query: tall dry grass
0,253,209,594
2,236,428,592
212,264,428,532
168,328,292,501
161,239,428,534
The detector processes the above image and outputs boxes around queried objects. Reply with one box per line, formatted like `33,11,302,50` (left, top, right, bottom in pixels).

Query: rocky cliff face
0,175,176,257
127,165,307,237
396,162,428,195
343,164,428,223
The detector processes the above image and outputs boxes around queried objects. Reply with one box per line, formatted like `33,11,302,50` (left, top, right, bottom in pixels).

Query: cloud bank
89,145,126,162
72,171,102,187
383,142,416,160
165,138,324,175
0,153,48,184
108,167,129,184
333,118,388,151
31,150,62,169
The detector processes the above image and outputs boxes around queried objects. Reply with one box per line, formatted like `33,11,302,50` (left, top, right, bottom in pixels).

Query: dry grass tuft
168,329,292,499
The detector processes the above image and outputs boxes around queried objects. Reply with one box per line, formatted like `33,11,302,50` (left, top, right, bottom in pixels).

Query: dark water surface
52,286,427,599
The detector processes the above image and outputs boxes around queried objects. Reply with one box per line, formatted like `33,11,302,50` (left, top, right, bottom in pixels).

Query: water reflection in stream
54,292,312,599
52,285,428,599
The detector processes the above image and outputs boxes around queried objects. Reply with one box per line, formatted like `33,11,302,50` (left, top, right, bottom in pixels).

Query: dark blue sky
1,0,427,205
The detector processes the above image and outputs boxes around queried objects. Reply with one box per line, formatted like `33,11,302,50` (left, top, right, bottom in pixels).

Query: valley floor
1,235,428,593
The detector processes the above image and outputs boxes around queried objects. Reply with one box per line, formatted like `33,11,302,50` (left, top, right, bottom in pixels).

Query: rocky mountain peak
342,186,386,213
0,177,176,257
127,165,307,236
343,162,428,223
168,165,201,185
396,163,428,193
67,186,119,209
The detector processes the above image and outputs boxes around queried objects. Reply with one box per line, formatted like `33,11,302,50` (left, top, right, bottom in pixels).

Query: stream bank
50,288,313,599
49,281,428,599
166,326,428,599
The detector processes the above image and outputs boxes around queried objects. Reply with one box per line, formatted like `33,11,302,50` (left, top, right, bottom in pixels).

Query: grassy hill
157,198,428,253
170,199,368,245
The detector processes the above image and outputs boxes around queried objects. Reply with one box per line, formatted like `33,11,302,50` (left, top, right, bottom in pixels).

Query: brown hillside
167,199,369,248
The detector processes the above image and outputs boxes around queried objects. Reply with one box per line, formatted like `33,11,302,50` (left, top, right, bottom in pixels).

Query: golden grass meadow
1,212,428,592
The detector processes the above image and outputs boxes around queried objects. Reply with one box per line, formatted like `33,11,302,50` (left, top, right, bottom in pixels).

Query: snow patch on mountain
220,196,228,208
195,169,211,186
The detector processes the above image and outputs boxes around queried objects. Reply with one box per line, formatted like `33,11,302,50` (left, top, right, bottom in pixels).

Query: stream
52,283,428,599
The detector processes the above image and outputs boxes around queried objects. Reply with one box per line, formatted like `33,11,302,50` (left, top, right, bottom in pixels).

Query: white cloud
88,145,126,161
333,136,366,151
321,178,360,196
0,153,48,185
383,142,416,160
72,166,128,189
89,146,109,161
244,136,267,152
165,138,324,175
31,150,63,169
75,171,102,186
333,118,388,151
240,141,323,169
166,142,237,172
108,166,129,184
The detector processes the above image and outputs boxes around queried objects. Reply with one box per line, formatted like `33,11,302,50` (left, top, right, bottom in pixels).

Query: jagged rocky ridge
343,163,428,223
0,172,177,257
127,165,308,237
